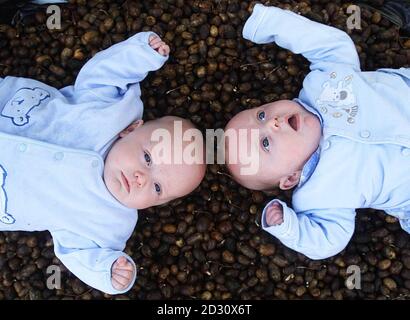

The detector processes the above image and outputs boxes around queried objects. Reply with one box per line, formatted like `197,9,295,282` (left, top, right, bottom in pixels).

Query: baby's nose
134,171,147,188
267,116,281,131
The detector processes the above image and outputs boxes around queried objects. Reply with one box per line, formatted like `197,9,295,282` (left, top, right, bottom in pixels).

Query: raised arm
243,4,361,71
73,31,169,97
262,199,356,260
51,230,136,295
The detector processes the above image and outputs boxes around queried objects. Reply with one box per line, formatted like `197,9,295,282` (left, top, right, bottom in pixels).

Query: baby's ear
119,120,144,138
278,171,302,190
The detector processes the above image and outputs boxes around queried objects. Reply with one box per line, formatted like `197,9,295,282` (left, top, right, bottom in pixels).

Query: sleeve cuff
130,31,169,65
243,4,269,42
261,199,293,237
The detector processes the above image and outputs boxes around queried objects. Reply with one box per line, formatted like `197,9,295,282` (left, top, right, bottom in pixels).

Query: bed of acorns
0,0,409,300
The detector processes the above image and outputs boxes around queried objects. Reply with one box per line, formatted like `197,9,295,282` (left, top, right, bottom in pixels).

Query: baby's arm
72,31,169,98
262,200,356,260
243,4,361,71
51,230,136,294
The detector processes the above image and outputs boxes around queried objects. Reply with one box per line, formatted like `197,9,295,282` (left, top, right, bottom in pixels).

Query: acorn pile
0,0,409,300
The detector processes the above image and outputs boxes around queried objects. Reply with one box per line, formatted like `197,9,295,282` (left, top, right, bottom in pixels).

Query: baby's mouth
288,114,300,132
121,171,130,193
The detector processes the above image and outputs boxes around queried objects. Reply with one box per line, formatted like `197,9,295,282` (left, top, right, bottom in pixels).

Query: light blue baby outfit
0,31,168,293
244,4,410,260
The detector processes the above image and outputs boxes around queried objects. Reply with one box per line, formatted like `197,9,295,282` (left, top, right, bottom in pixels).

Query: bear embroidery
0,164,15,225
1,87,50,126
316,76,359,123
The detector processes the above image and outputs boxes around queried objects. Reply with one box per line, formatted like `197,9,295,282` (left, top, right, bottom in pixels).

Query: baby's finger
111,277,126,290
160,44,170,56
149,35,159,43
113,264,134,272
266,211,282,226
113,268,133,280
266,212,277,226
150,42,163,50
158,46,168,56
112,272,130,287
270,202,281,209
115,263,135,273
150,37,162,47
115,256,128,267
266,205,279,215
271,215,283,225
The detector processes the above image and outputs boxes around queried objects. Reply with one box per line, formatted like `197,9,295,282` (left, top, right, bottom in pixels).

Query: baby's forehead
227,108,257,129
146,118,176,130
147,118,197,135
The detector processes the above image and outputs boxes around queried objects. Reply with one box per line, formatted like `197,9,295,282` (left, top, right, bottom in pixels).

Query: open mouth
288,114,299,132
121,171,130,193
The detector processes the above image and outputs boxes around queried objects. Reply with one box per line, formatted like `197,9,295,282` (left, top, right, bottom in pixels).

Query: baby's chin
232,172,275,191
102,165,127,204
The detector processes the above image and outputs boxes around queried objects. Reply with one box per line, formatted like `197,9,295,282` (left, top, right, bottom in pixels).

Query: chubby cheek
127,190,156,210
114,145,131,165
258,152,277,176
275,139,303,167
304,114,316,127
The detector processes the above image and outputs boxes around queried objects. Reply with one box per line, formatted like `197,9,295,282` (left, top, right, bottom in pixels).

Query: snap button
322,140,331,150
54,152,64,161
402,148,410,157
91,160,100,168
360,130,370,138
18,143,27,152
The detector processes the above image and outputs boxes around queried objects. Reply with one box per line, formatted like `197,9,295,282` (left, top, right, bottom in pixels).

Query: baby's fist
265,202,284,226
111,256,135,291
149,35,170,56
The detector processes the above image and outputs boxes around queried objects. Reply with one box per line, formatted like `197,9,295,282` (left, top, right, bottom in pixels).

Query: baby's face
225,100,321,190
104,117,205,209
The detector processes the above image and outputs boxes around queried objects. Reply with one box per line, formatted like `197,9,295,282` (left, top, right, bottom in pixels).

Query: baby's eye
154,183,161,195
257,110,266,121
144,151,152,165
261,137,270,151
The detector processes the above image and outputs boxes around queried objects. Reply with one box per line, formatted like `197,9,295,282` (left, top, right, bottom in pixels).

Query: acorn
81,30,101,46
49,65,66,78
73,48,85,60
162,224,177,234
61,48,73,60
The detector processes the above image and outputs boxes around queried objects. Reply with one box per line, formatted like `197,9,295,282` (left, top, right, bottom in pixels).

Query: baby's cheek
130,191,153,210
304,114,316,127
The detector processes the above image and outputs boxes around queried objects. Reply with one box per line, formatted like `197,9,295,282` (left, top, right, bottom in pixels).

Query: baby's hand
265,202,284,226
149,35,170,56
111,256,135,291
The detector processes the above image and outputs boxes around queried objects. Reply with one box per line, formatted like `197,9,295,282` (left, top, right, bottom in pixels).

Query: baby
0,32,206,294
225,4,410,260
